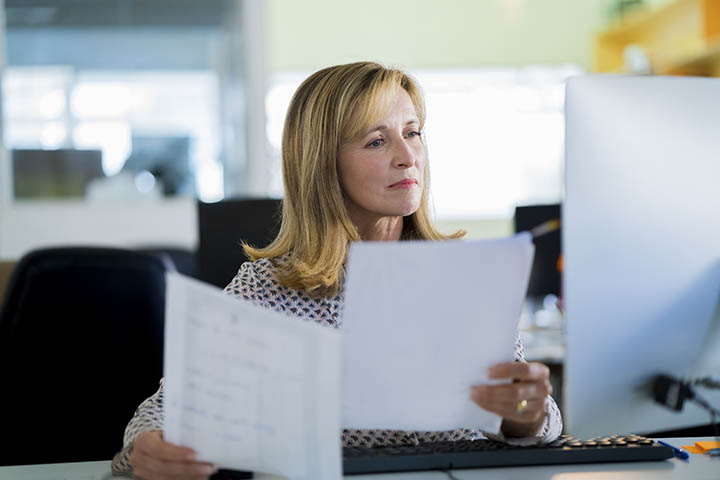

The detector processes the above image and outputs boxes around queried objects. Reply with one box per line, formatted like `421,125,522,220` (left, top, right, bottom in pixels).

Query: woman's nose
392,138,415,168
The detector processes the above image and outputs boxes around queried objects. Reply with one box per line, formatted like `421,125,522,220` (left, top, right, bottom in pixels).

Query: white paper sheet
163,273,342,480
341,234,534,433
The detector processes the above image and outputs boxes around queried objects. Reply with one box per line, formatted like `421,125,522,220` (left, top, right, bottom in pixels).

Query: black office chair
0,247,167,466
196,198,282,288
135,246,197,278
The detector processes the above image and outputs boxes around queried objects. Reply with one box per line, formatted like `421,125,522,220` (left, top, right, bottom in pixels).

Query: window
3,67,223,201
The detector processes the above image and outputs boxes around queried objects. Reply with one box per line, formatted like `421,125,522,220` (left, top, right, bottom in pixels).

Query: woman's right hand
129,430,217,480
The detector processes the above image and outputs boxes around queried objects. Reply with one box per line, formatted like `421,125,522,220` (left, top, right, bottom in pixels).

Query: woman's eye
408,131,422,139
366,138,384,148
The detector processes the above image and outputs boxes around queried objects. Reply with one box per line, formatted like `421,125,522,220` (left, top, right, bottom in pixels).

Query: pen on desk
657,440,690,460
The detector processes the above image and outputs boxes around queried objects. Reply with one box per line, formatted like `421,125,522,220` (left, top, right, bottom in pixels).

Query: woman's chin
396,202,421,217
367,197,421,218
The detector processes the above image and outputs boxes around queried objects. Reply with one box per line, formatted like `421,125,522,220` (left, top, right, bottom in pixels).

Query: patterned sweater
111,257,563,474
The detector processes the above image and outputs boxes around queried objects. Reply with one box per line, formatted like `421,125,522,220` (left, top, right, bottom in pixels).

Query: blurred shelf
596,0,720,76
660,37,720,74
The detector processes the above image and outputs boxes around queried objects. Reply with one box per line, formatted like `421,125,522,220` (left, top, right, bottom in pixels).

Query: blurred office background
0,0,718,269
1,0,719,427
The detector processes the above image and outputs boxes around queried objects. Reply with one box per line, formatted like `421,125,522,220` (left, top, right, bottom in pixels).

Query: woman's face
337,88,426,225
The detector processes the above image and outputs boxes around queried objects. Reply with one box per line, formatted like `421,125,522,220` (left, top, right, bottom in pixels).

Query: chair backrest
0,247,167,466
135,247,196,278
196,198,282,288
0,261,15,305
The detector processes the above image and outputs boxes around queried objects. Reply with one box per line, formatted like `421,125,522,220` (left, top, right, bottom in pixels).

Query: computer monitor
513,204,562,297
123,135,193,196
12,148,104,199
563,75,720,438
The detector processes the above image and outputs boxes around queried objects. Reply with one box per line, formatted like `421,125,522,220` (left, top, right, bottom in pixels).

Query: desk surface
0,438,716,480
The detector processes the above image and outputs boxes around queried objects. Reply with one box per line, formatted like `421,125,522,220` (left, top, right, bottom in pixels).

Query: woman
112,61,562,479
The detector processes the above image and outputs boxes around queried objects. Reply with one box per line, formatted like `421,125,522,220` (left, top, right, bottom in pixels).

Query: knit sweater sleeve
110,380,166,475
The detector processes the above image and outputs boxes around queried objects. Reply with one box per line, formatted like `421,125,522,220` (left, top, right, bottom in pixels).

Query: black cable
441,469,463,480
692,377,720,390
653,374,720,440
689,388,720,417
688,388,720,440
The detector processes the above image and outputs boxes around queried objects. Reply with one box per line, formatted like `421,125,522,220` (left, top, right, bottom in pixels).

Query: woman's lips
388,179,418,189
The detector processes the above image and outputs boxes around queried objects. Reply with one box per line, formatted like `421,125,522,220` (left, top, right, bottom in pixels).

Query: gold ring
515,399,528,413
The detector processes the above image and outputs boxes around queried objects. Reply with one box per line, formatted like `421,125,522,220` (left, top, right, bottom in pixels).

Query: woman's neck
353,215,404,241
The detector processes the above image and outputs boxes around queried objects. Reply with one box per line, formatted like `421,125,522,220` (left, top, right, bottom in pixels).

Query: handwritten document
163,273,342,479
341,234,534,434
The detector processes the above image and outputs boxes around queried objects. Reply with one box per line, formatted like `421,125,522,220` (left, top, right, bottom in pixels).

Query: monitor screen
563,75,720,438
12,148,103,199
514,204,562,297
123,135,193,196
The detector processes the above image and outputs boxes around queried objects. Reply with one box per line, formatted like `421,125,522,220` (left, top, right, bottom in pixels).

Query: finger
488,362,550,381
471,380,551,404
472,387,545,411
471,384,549,424
135,431,197,463
479,397,547,423
134,449,216,479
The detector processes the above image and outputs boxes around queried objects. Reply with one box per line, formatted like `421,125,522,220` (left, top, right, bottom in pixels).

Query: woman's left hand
470,362,552,437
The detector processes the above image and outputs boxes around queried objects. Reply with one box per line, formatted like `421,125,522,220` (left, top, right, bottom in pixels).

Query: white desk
0,438,716,480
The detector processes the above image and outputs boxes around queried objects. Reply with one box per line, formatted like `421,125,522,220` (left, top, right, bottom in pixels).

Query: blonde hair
244,61,465,297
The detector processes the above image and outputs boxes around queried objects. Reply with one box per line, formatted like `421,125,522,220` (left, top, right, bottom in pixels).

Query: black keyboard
343,434,674,474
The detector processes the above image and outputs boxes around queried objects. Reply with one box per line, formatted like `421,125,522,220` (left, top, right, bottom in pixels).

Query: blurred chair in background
135,246,196,278
0,262,15,304
0,247,167,466
196,198,282,288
